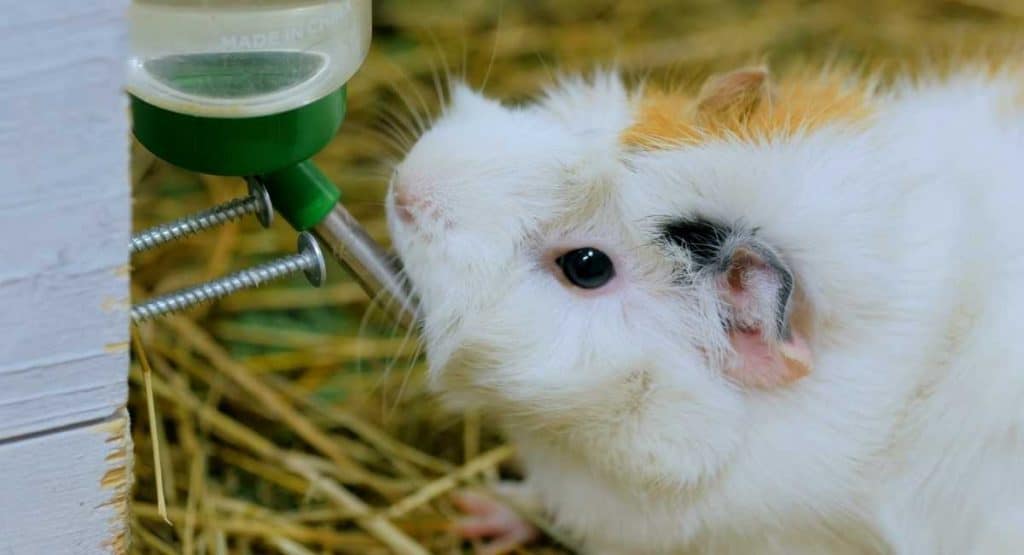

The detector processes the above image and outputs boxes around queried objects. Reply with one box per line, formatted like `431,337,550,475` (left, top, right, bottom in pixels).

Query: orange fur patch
622,72,874,149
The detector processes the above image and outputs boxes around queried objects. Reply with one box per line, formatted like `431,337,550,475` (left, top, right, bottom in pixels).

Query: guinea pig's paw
490,480,544,512
451,489,539,555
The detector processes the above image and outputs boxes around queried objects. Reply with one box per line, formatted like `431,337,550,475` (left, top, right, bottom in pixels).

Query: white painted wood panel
0,0,132,553
0,410,133,555
0,1,130,440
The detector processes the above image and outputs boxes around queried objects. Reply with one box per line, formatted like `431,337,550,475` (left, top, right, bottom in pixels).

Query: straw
131,326,172,525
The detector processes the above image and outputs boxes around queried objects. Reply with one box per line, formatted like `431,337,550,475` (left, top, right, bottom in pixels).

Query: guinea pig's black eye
556,248,615,289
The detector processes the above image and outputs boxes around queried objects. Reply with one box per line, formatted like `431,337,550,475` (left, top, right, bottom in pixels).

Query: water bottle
126,0,371,118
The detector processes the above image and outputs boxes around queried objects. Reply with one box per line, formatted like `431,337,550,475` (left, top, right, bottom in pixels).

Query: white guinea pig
385,64,1024,554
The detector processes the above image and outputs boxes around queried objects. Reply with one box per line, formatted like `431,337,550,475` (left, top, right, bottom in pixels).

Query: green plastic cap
130,86,347,177
259,161,340,231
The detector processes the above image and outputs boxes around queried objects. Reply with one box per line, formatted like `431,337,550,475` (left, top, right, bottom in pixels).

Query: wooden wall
0,2,132,553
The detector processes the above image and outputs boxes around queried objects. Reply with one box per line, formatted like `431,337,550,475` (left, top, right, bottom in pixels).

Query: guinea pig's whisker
401,320,424,370
356,285,395,343
376,157,401,174
385,326,423,417
458,34,469,88
424,27,459,103
533,52,558,92
404,76,437,134
427,56,449,116
352,297,382,376
356,258,421,395
331,200,389,209
373,317,417,418
371,128,412,159
379,55,438,137
377,96,422,139
367,128,413,158
390,339,425,415
354,276,406,375
374,109,417,149
343,121,412,158
386,80,429,137
478,2,505,94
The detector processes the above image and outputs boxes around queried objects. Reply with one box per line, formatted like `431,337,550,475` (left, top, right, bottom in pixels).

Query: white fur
386,70,1024,554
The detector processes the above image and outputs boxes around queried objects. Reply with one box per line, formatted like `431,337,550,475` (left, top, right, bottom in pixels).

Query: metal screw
130,178,274,254
131,232,326,322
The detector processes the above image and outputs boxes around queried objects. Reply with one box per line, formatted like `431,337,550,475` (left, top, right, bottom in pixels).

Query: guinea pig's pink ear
717,240,812,390
694,66,773,122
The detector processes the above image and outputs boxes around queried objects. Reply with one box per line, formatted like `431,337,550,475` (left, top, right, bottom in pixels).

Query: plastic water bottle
126,0,371,118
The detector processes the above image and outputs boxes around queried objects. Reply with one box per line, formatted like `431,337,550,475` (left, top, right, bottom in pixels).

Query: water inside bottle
144,51,326,99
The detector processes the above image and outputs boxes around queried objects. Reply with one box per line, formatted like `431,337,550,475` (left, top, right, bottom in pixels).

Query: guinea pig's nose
393,187,417,224
392,176,440,226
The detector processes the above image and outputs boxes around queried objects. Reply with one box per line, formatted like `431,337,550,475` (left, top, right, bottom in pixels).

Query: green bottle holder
130,86,346,231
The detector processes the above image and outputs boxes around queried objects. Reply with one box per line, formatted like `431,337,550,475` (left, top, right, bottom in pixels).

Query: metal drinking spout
313,202,421,330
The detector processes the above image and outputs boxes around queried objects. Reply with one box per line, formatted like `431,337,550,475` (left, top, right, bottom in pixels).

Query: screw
130,178,274,254
131,232,326,322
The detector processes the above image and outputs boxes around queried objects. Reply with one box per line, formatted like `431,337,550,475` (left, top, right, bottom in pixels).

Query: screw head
297,232,327,287
247,178,274,228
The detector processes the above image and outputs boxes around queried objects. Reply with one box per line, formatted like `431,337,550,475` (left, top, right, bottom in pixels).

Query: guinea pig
384,63,1024,554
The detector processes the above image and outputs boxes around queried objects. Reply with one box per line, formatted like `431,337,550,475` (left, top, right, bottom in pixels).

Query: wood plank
0,409,132,555
0,0,130,440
